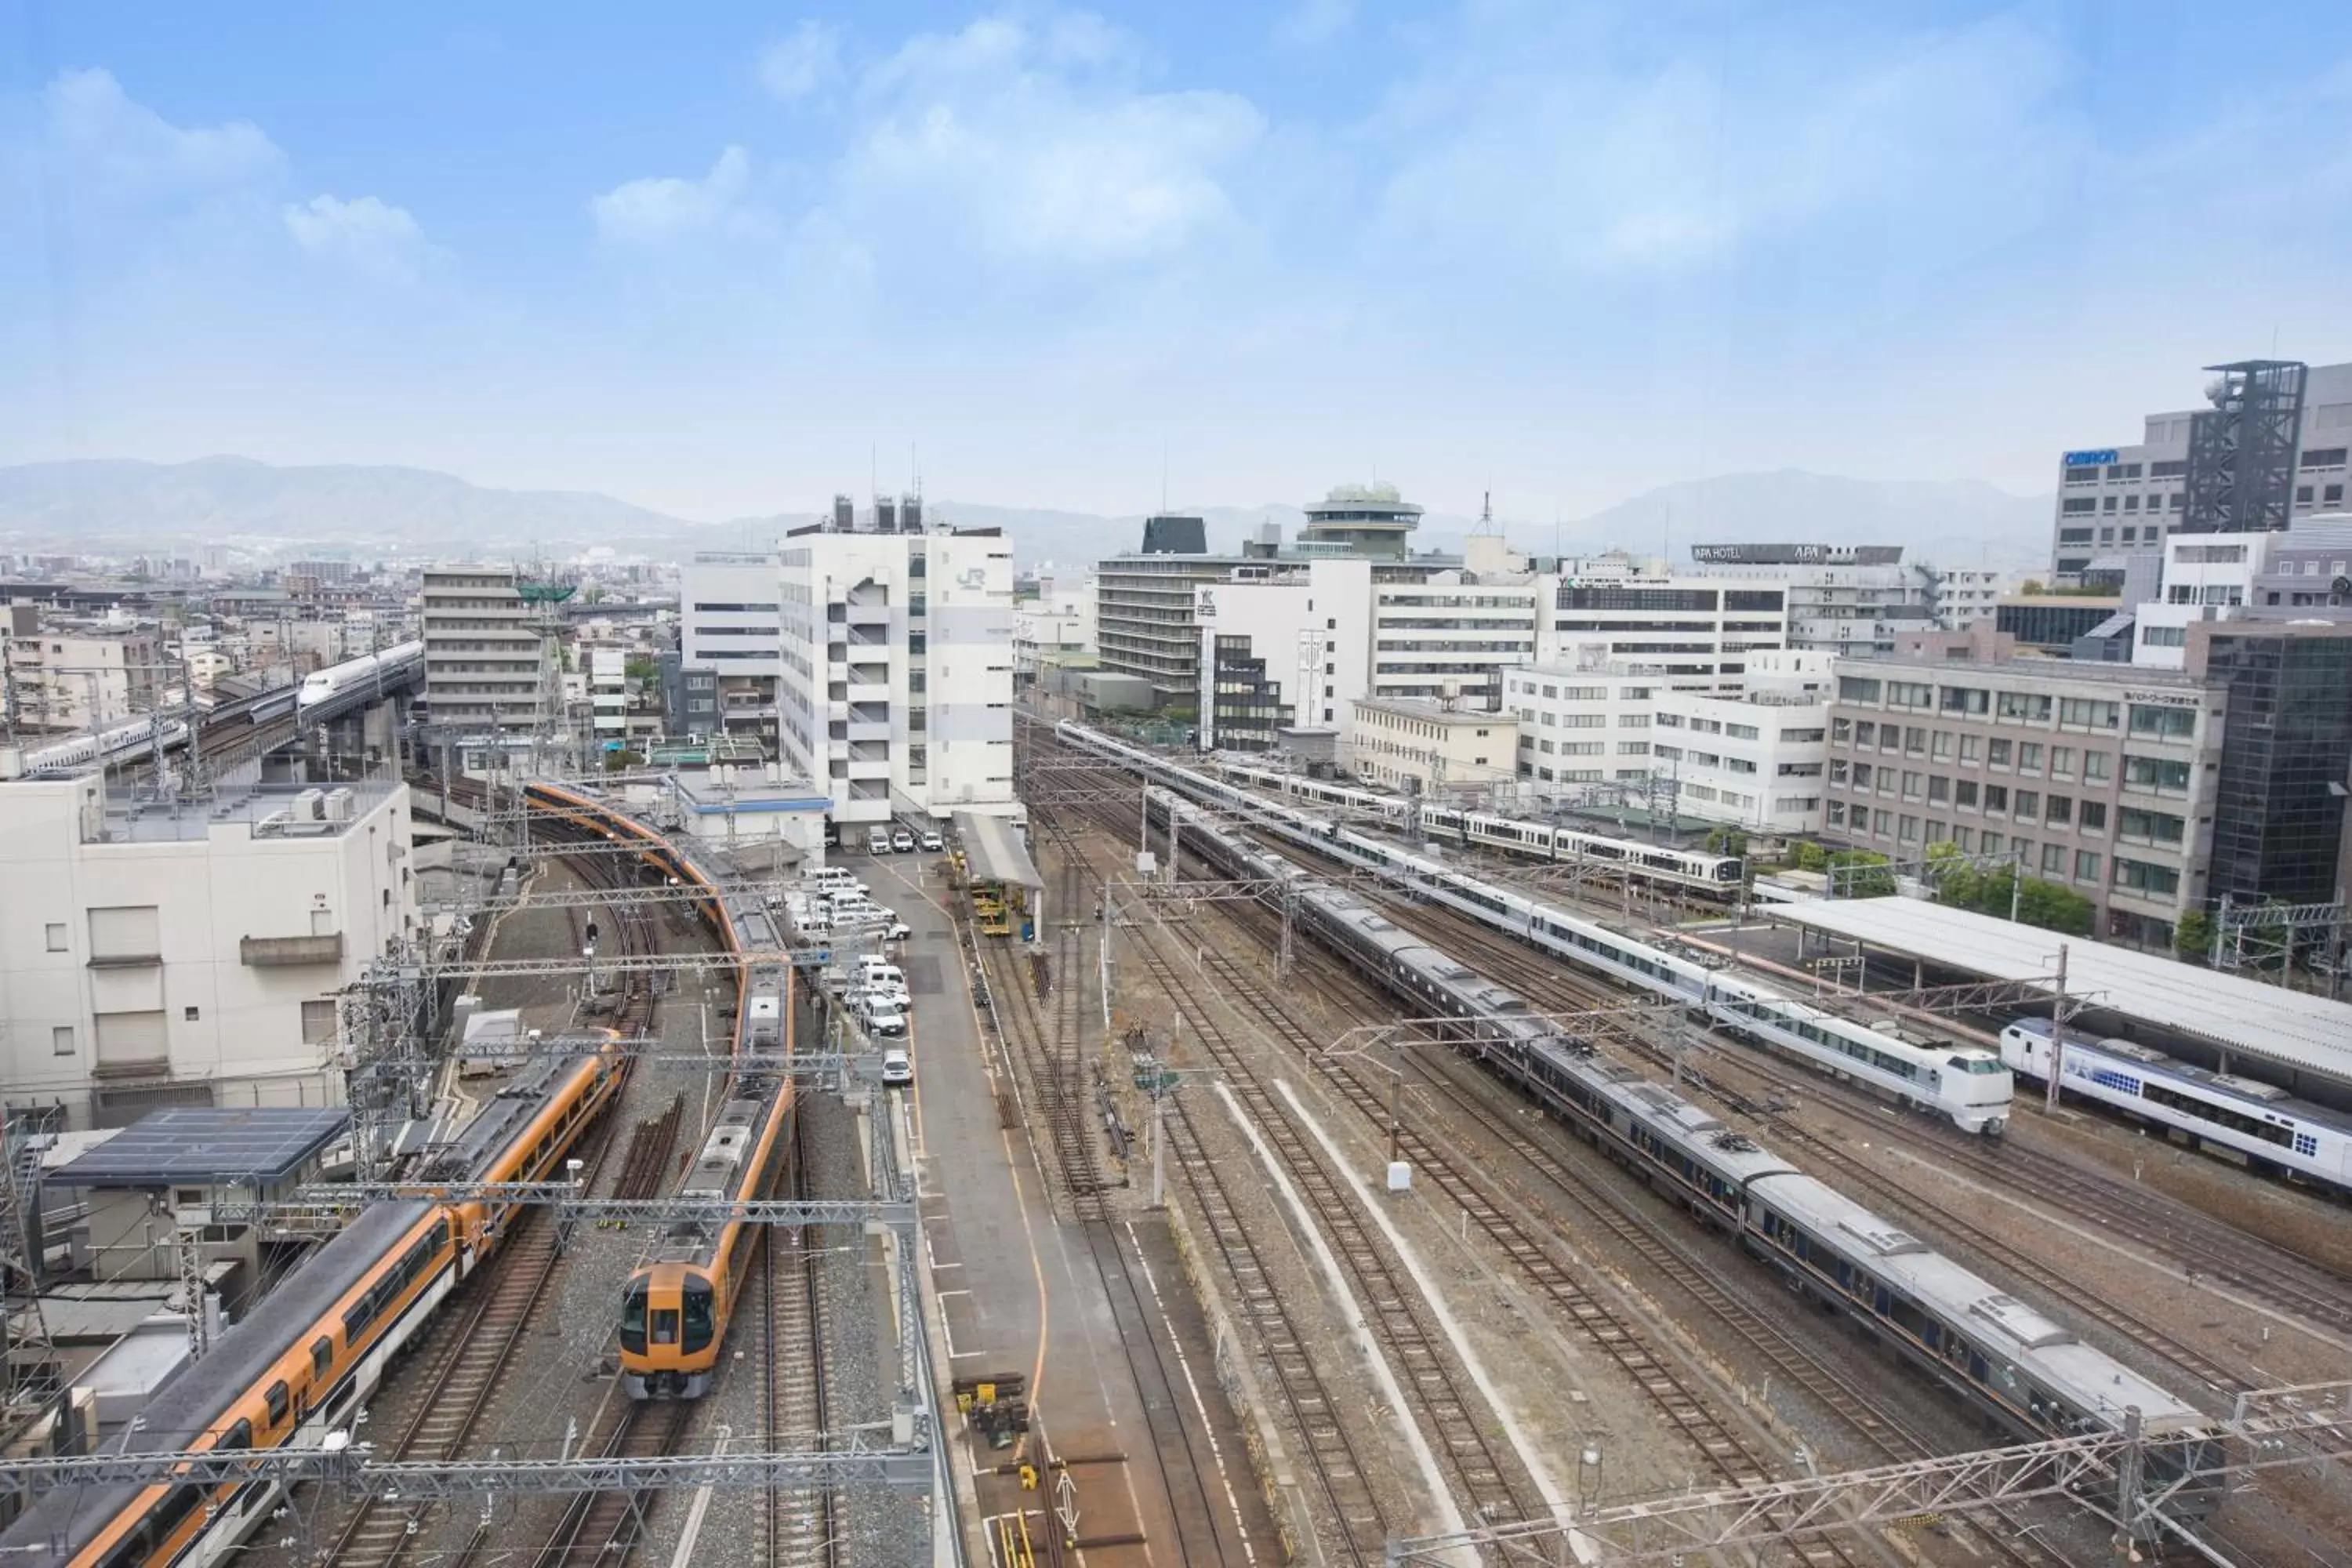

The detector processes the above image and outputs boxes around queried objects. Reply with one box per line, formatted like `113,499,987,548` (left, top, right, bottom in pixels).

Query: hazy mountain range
0,456,2055,572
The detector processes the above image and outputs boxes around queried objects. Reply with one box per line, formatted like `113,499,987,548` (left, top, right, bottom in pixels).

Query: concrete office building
1348,698,1519,799
2051,358,2352,587
678,552,785,751
1824,656,2221,946
0,772,418,1127
420,566,547,733
776,514,1014,829
1682,544,1939,656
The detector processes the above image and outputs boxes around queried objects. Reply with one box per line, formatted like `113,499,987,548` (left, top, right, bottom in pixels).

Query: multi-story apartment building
2051,358,2352,587
776,517,1014,829
1922,566,2018,627
587,647,627,742
1348,698,1519,799
0,771,418,1127
1,615,165,734
420,565,547,732
1650,652,1833,835
1823,655,2222,946
678,552,785,751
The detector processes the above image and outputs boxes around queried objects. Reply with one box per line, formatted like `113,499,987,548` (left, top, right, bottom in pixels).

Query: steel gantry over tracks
1382,1381,2352,1566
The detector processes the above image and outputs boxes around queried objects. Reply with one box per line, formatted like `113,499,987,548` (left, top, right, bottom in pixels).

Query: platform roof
1772,897,2352,1086
53,1107,349,1188
954,810,1044,891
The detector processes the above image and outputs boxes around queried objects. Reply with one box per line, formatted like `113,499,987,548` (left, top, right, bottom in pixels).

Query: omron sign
1689,543,1903,566
2063,449,2118,466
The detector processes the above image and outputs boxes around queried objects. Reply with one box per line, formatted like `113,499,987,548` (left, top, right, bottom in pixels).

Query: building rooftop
53,1107,350,1189
85,777,404,844
1835,653,2205,690
1352,697,1515,726
1768,898,2352,1088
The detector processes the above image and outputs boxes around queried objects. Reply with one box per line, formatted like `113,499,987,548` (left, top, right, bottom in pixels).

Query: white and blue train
1152,789,2217,1489
1076,723,2013,1134
2000,1020,2352,1194
1213,756,1744,892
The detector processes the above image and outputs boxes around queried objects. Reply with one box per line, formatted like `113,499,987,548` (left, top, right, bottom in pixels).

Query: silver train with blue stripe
1067,722,2013,1134
1141,783,2219,1501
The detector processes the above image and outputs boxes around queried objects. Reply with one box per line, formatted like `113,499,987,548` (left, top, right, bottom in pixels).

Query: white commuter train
1999,1019,2351,1193
1213,756,1744,891
297,641,426,710
1076,723,2013,1133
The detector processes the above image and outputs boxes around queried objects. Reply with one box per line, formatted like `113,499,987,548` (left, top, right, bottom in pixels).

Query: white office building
678,552,786,750
776,519,1015,829
0,773,417,1127
1196,557,1377,750
1650,652,1834,835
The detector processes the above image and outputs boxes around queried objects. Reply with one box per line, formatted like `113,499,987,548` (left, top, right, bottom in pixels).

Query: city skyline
5,2,2350,524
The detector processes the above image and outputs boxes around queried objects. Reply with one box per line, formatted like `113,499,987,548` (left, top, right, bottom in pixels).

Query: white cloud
758,20,843,101
38,66,284,203
589,145,758,242
282,194,445,284
1370,11,2087,276
839,11,1264,264
1276,0,1355,49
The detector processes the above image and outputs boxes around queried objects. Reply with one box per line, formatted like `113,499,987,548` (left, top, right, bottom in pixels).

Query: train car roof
1748,1171,2204,1430
2038,1029,2352,1134
1,1196,440,1556
1619,1083,1798,1183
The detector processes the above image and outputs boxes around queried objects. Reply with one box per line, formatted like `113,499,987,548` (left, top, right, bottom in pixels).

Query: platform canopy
953,810,1044,891
1772,897,2352,1088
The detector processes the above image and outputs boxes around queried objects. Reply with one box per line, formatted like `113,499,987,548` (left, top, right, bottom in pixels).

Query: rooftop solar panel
54,1107,350,1187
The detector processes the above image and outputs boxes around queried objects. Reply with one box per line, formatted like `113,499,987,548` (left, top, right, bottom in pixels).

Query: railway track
319,1098,638,1568
517,1399,698,1568
973,824,1242,1566
764,1116,837,1568
1048,770,2053,1567
1077,862,1544,1542
1403,898,2264,1401
1193,913,2073,1568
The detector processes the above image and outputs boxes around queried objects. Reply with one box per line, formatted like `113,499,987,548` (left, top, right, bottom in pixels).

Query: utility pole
2045,942,2070,1112
2011,844,2025,924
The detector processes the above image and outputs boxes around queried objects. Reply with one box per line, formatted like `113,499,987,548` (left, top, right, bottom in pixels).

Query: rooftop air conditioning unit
323,787,355,822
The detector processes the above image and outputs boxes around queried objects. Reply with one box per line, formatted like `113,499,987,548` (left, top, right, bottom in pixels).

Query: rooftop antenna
1472,488,1499,536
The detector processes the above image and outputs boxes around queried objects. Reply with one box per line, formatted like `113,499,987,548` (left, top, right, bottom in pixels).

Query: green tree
1791,840,1828,873
625,654,658,684
1826,849,1896,898
2172,909,2214,964
2014,878,2095,935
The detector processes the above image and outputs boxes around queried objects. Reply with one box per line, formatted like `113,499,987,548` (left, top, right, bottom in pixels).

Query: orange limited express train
517,781,807,1401
1,1040,627,1568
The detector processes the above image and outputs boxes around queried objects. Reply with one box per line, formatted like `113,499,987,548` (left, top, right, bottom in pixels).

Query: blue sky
4,2,2348,521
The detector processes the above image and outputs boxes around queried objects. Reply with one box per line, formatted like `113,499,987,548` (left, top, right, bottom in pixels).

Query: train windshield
682,1276,717,1353
652,1308,680,1346
619,1279,649,1355
1948,1054,2006,1074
